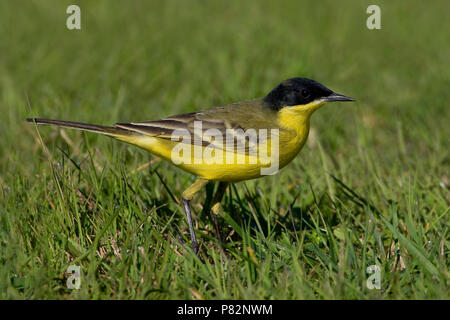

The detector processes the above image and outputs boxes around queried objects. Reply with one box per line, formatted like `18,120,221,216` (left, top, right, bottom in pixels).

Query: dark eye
301,89,310,98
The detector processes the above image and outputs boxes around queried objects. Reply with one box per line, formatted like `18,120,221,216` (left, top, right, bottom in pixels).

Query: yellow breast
118,105,317,182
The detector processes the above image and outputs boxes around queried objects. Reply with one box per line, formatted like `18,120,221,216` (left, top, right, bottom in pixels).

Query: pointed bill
324,93,356,102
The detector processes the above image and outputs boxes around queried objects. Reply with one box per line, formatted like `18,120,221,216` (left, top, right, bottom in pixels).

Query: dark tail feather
27,118,134,137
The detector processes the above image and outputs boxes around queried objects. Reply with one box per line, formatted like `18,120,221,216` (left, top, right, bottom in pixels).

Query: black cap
264,78,355,110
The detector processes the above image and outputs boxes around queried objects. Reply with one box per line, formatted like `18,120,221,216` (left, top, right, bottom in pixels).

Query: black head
263,78,354,110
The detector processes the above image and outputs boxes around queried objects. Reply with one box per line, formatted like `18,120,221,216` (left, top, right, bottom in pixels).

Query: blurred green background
0,0,448,299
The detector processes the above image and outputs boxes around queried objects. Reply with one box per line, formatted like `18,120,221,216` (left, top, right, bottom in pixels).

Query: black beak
324,93,356,102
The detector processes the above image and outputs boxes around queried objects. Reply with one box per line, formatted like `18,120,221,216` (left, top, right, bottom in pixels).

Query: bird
27,77,355,255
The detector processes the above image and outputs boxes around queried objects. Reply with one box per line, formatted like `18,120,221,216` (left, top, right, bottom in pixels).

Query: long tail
27,118,134,137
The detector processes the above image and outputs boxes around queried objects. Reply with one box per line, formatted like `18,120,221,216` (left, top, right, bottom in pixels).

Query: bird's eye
301,89,310,98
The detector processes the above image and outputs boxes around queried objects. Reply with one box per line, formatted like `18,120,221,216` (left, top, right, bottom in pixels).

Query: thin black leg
210,182,229,257
182,197,199,255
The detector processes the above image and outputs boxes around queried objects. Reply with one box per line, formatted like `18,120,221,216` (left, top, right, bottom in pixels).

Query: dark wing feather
115,99,285,153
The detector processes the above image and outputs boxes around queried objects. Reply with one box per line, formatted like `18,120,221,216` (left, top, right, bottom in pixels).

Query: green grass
0,0,449,299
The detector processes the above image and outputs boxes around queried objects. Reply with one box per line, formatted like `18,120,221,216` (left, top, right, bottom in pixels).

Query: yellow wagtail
28,78,355,254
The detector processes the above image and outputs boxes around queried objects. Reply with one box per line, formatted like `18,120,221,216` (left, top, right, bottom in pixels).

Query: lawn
0,0,448,299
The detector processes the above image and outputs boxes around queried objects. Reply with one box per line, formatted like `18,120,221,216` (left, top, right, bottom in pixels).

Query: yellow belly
116,106,313,182
118,122,309,182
